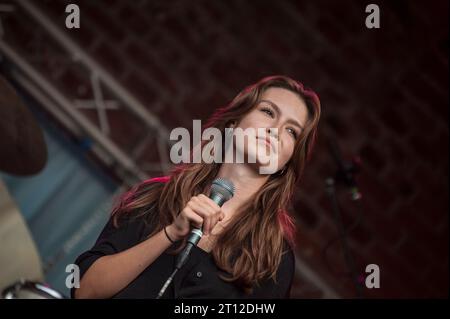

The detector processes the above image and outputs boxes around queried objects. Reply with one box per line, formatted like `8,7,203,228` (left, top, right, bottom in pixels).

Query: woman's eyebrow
260,99,304,130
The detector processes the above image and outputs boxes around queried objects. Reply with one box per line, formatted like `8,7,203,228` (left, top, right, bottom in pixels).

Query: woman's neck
214,163,269,221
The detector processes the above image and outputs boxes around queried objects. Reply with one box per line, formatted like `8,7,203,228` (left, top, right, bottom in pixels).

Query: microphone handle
175,192,227,270
186,227,203,247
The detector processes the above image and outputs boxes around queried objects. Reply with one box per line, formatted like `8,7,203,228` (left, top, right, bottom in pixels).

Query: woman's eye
261,107,274,117
287,128,297,139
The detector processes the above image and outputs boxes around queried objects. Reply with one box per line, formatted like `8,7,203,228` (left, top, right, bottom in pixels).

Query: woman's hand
166,194,225,241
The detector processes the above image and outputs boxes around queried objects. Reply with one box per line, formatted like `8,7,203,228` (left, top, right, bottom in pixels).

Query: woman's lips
257,136,275,152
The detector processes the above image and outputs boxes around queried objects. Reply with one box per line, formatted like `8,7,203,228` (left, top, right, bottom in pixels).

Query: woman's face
232,87,309,174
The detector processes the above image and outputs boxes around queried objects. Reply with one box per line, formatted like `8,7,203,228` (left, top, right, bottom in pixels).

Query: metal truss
0,0,172,186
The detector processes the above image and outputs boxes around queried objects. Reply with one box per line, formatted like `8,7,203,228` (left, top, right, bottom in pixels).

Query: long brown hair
111,75,321,294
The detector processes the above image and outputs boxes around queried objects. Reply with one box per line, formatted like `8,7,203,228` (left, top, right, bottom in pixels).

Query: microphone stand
325,136,364,299
325,178,364,299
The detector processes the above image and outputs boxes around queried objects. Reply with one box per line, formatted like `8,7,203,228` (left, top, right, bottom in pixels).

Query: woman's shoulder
281,239,295,267
115,176,169,220
110,177,170,235
249,239,296,298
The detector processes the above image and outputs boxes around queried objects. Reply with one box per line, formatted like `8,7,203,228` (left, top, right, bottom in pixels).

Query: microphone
156,178,235,299
174,178,235,270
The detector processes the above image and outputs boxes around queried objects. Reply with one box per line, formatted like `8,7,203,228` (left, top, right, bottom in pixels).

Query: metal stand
324,136,364,298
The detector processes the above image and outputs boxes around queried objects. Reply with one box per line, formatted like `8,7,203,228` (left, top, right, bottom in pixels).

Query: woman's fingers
197,194,223,235
198,195,222,217
188,198,212,235
184,206,203,229
176,193,225,240
192,195,223,235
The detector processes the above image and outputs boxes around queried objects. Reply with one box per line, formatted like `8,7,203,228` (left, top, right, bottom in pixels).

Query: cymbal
0,75,47,176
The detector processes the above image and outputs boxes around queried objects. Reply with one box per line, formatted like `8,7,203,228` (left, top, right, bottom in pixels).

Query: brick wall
1,0,448,298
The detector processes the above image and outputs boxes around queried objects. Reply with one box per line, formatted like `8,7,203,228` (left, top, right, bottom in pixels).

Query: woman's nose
267,127,279,140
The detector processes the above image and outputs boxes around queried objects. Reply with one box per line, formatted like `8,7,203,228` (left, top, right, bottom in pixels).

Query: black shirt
71,209,295,299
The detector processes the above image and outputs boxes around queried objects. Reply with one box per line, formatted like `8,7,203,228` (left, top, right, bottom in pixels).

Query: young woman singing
72,75,321,299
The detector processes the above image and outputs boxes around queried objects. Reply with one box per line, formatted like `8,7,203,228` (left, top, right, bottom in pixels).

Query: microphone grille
211,178,235,201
